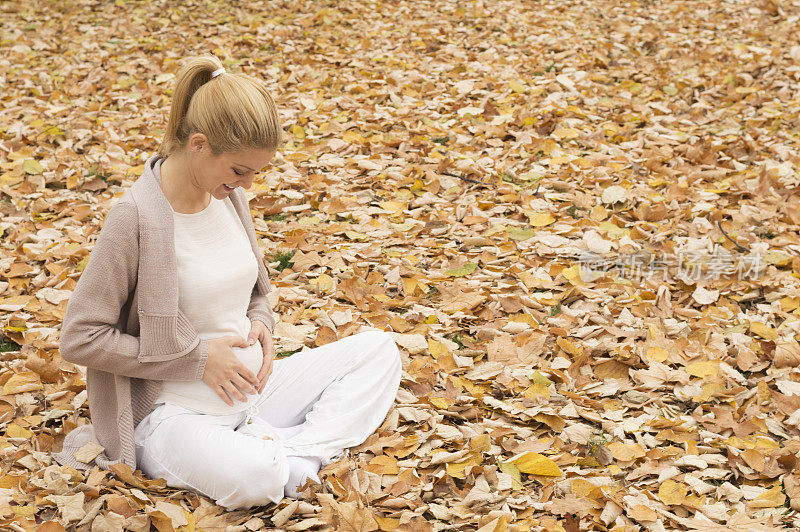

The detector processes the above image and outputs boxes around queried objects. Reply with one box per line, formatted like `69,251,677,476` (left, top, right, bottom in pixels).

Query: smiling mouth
223,184,235,191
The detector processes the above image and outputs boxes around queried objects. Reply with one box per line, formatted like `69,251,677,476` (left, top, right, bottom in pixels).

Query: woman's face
187,134,275,198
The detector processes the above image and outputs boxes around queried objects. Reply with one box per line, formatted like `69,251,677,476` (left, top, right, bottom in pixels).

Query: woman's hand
248,319,276,394
202,336,260,406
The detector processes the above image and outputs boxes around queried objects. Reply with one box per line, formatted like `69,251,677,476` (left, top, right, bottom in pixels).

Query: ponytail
158,55,283,156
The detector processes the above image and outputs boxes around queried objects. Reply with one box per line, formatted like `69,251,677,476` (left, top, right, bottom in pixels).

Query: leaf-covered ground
2,0,800,530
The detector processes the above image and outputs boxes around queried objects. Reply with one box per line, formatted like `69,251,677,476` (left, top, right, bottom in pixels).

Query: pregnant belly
232,340,264,376
156,339,265,412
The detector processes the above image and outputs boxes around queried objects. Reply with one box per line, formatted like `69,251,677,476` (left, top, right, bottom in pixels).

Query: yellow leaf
598,221,628,239
497,460,523,490
571,478,599,499
154,73,175,84
428,339,449,359
532,413,565,432
549,154,573,165
344,230,366,240
311,274,334,293
0,295,32,311
750,322,778,341
0,172,24,186
447,452,483,479
177,509,195,532
780,297,799,312
511,313,539,329
376,516,400,531
764,251,792,266
663,85,678,95
6,424,34,440
560,265,583,286
11,505,38,517
285,151,310,162
686,360,721,378
509,80,526,93
390,221,416,232
658,479,687,506
342,130,365,144
470,434,491,452
556,337,583,356
607,442,646,462
506,226,536,241
629,504,657,521
379,201,406,213
646,346,668,362
127,164,144,176
42,125,64,136
523,383,550,400
551,127,580,140
0,474,22,489
750,485,785,508
366,455,399,475
429,397,453,409
3,371,42,394
23,159,43,174
741,448,764,472
290,124,306,139
526,211,555,227
446,262,477,277
684,493,706,510
298,215,320,226
511,453,562,477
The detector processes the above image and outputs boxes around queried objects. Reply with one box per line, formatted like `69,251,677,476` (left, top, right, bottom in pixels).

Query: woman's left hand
248,319,276,394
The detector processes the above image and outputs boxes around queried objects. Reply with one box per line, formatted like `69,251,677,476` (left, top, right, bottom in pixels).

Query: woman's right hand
202,336,261,406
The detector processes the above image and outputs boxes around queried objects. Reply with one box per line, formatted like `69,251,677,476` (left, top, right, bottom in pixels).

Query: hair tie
211,67,225,79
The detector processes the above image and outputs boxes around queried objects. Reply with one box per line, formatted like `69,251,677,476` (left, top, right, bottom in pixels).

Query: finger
258,357,271,380
262,364,272,389
233,375,257,395
259,363,272,392
261,366,273,390
241,367,260,388
225,380,249,402
217,385,234,407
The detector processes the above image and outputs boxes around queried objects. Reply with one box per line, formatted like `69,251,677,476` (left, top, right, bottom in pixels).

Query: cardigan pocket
138,310,201,362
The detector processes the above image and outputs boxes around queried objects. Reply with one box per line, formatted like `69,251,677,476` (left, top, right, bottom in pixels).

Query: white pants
133,330,402,510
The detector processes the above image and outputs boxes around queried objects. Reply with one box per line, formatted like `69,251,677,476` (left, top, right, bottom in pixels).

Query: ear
188,133,208,153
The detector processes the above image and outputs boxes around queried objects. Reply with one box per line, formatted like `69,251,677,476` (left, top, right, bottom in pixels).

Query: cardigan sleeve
59,201,208,381
246,281,276,334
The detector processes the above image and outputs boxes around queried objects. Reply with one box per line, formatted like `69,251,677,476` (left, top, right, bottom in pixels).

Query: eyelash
233,168,244,176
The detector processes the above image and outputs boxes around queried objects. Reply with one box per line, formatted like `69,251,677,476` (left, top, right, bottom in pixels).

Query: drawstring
245,403,257,424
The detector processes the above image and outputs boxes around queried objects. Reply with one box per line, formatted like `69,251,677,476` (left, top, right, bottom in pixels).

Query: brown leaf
317,493,379,532
35,522,67,532
774,339,800,368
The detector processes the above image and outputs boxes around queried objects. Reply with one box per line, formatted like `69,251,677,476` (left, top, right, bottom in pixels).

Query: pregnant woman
53,55,403,510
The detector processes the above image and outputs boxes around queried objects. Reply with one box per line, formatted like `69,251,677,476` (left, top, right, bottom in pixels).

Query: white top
154,194,265,415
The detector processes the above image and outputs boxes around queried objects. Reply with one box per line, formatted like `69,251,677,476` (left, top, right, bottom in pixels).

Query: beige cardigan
53,155,277,471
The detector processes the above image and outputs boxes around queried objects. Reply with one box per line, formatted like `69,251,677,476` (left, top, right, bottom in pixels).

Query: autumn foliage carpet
1,0,800,530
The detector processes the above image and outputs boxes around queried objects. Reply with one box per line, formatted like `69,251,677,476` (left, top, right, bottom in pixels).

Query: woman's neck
159,153,211,214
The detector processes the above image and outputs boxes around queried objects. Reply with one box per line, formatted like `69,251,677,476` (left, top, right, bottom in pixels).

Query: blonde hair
158,55,283,156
